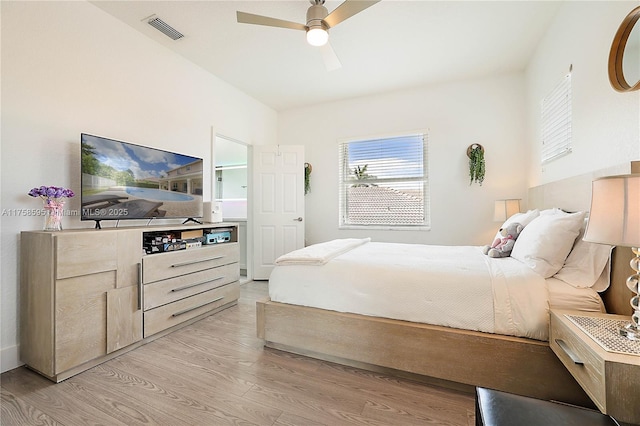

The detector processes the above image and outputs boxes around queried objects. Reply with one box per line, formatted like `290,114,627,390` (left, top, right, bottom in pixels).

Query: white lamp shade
493,199,521,222
584,174,640,247
306,28,328,46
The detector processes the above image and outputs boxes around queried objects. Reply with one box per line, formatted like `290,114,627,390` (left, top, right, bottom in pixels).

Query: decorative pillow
511,210,586,278
554,219,613,290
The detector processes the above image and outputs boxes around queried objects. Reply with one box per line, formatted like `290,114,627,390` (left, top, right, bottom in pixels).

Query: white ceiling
91,0,562,112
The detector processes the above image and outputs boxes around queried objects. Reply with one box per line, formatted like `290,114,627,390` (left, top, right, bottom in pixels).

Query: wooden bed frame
256,161,639,406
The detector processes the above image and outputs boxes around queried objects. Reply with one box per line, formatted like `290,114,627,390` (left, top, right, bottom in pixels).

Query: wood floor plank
247,363,370,416
1,367,130,426
65,371,190,425
130,324,371,416
128,337,259,397
273,411,327,426
1,389,61,426
243,381,391,426
1,281,475,426
107,350,282,425
87,363,274,425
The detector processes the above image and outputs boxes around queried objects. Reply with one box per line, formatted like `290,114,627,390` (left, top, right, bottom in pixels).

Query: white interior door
253,145,305,280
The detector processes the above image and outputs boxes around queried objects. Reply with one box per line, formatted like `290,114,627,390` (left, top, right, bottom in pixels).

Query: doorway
214,135,251,282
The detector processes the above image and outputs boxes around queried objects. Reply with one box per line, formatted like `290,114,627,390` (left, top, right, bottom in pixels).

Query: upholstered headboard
528,161,639,315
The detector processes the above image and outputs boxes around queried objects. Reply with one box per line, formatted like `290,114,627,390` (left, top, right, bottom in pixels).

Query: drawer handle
137,263,143,311
171,276,225,292
171,255,224,268
555,339,584,365
171,297,224,317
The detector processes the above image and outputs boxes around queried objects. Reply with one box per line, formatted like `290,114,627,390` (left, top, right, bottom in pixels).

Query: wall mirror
609,6,640,92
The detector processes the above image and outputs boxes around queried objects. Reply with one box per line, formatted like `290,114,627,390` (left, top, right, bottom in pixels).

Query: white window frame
541,72,572,164
338,131,430,231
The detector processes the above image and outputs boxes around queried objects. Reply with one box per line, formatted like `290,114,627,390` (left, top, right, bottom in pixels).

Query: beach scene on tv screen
81,134,203,220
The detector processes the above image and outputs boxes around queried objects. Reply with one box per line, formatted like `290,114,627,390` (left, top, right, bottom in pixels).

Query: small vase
43,199,64,231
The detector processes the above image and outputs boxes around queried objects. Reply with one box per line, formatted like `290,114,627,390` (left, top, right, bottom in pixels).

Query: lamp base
619,247,640,341
619,322,640,340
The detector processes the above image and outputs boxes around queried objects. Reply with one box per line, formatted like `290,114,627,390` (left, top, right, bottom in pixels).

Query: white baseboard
1,344,23,373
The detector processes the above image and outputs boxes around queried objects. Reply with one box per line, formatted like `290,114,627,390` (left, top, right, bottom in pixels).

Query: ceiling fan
236,0,380,71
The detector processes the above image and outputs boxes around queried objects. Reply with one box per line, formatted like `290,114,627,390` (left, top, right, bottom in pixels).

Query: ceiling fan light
307,27,329,46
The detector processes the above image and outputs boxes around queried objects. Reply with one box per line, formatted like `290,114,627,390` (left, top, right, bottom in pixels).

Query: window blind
338,133,429,228
541,73,572,164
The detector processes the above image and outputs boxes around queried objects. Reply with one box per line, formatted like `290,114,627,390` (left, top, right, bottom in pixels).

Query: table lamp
583,174,640,340
493,199,521,222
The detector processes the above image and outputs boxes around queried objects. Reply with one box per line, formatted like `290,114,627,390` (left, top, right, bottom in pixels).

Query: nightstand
550,310,640,425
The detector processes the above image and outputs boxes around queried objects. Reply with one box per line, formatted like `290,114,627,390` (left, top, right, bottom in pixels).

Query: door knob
294,217,303,222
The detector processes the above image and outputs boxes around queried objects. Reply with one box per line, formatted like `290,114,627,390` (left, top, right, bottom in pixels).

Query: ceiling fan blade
323,0,380,28
320,42,342,71
236,11,307,31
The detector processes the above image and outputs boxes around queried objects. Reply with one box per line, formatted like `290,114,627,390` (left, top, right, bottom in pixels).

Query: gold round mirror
609,6,640,92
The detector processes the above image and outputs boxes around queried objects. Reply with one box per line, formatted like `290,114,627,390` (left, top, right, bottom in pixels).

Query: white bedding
270,241,552,340
275,238,371,265
546,277,605,313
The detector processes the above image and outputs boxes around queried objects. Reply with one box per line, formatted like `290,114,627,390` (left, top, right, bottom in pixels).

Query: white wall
280,1,640,249
0,1,277,372
278,73,529,247
526,1,640,185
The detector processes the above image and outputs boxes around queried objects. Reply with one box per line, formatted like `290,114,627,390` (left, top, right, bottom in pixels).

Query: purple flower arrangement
28,186,75,203
28,186,74,231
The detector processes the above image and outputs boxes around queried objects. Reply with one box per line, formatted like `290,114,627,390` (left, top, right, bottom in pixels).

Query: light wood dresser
20,223,239,382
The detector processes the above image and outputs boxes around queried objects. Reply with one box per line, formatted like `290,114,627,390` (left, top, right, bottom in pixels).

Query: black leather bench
475,387,618,426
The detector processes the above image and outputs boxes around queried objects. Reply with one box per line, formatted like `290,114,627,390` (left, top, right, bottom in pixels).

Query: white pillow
554,220,613,290
511,211,586,278
592,260,612,293
503,209,540,228
540,208,567,216
492,210,540,241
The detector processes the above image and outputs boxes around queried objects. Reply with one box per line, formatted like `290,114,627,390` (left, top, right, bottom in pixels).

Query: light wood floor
1,281,475,425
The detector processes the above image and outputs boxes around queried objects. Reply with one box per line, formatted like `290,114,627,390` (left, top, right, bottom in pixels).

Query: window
541,72,572,164
338,133,429,229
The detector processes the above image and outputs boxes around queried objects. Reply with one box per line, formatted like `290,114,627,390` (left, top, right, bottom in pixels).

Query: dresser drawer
56,233,117,279
143,282,240,337
550,314,606,412
142,243,239,283
144,262,239,310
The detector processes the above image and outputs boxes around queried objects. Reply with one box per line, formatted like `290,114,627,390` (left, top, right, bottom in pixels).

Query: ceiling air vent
147,17,184,40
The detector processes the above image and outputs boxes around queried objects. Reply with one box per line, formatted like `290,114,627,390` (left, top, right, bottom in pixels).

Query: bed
257,161,639,406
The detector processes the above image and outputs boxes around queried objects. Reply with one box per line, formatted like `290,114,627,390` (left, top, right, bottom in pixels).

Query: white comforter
269,240,550,340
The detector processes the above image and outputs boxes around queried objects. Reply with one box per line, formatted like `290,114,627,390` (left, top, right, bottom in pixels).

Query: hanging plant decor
467,144,485,186
304,162,312,195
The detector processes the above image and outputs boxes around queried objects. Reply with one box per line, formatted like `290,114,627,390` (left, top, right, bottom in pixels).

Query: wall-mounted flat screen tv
81,133,204,225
